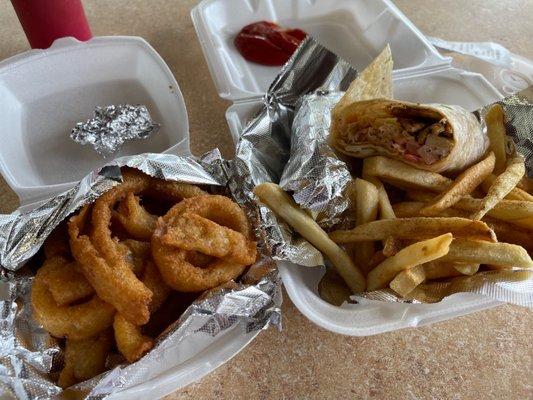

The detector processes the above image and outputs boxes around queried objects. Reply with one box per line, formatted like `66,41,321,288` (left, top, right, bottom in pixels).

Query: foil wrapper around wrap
0,151,281,399
235,37,357,265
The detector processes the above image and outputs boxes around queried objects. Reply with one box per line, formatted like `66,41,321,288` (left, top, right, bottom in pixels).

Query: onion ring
159,212,256,264
114,193,157,241
31,257,115,340
152,195,257,292
114,261,171,362
38,257,94,306
79,169,206,324
69,205,152,325
112,171,207,241
58,330,112,388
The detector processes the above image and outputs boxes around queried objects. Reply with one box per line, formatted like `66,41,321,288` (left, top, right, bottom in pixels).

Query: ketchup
234,21,307,66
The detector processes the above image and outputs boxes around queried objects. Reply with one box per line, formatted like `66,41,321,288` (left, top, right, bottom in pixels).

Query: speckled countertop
0,0,532,398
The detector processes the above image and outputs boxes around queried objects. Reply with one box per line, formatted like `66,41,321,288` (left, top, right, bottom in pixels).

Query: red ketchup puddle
234,21,307,66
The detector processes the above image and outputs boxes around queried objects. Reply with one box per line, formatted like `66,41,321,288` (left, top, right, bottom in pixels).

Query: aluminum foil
235,37,533,306
235,37,357,265
0,151,281,399
70,104,159,156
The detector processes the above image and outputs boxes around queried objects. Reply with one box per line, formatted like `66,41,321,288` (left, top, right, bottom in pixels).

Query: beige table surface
1,0,532,399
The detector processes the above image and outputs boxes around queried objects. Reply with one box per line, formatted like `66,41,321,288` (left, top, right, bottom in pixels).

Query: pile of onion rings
31,168,258,387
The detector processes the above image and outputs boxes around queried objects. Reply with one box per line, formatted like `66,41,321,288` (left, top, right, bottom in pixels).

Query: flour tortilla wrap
330,98,488,173
329,45,488,173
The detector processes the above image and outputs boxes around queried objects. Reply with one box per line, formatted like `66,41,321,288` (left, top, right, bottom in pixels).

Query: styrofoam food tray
0,35,265,397
0,36,190,206
192,0,507,335
227,67,504,335
191,0,448,101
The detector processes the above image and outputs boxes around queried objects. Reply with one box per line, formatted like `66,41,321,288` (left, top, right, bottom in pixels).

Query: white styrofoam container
0,35,263,398
0,36,190,206
192,0,507,336
191,0,448,101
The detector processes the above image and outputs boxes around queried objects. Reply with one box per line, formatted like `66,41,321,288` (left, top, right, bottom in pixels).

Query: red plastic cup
11,0,92,49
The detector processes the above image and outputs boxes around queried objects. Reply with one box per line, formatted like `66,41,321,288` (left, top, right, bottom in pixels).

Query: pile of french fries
255,104,533,305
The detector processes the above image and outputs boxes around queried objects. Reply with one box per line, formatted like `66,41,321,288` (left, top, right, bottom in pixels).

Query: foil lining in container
0,150,281,399
70,104,159,156
235,38,533,307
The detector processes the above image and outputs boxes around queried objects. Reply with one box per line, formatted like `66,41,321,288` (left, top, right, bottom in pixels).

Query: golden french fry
423,261,464,279
419,152,495,216
353,178,379,272
393,201,470,218
406,270,533,303
318,267,353,306
453,263,480,275
382,237,408,257
407,190,533,223
518,176,533,194
389,264,426,297
481,174,533,202
362,156,451,192
508,217,533,230
484,217,533,252
254,183,366,292
329,217,496,243
440,239,533,269
485,104,508,174
367,233,453,291
363,175,396,219
471,153,526,220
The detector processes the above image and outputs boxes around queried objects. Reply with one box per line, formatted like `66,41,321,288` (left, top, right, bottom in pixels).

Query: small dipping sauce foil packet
70,104,159,156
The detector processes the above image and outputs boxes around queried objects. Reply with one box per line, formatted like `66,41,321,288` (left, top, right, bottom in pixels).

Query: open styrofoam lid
191,0,449,101
0,36,189,206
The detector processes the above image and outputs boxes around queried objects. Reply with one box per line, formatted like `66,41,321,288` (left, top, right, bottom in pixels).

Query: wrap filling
338,106,454,166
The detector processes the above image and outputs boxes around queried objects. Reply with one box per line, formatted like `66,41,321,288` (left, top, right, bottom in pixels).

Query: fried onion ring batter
114,261,171,362
152,195,257,292
38,257,94,306
58,330,112,388
31,258,115,340
69,205,152,325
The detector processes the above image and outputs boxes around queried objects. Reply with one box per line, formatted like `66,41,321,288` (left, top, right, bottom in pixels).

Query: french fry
481,174,533,202
485,104,508,174
362,156,451,192
318,267,353,306
423,261,464,279
407,190,533,224
419,152,495,216
406,270,533,303
471,153,526,220
363,175,396,219
390,257,479,298
389,264,426,297
484,217,533,252
367,233,453,290
329,217,496,243
439,240,533,269
393,201,469,218
254,183,366,292
453,263,480,275
353,179,379,272
382,237,409,257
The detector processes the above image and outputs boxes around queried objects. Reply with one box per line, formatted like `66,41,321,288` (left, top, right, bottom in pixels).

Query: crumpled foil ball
70,104,159,156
